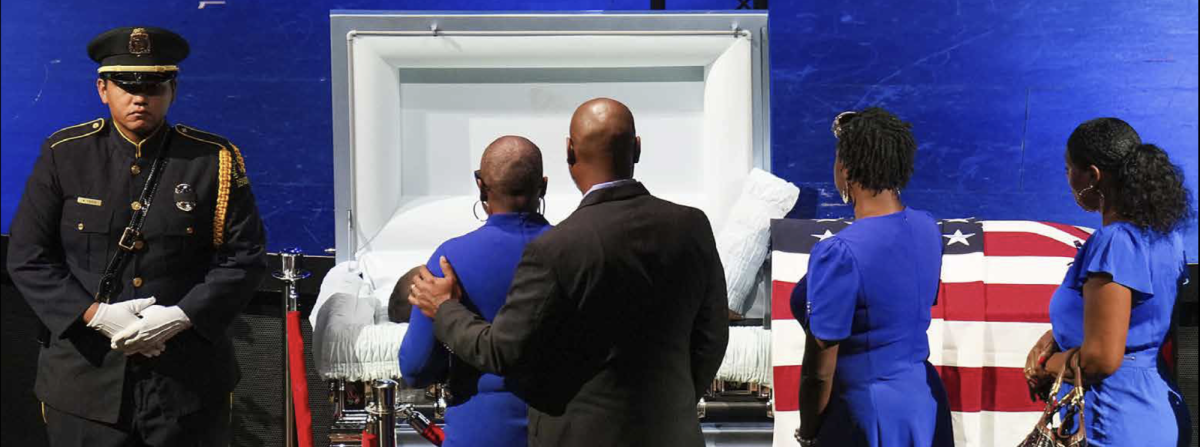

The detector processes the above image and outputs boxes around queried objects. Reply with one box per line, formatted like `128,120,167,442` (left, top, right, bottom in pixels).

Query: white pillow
717,168,799,314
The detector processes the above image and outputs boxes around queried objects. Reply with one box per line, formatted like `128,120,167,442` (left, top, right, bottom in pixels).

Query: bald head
478,135,545,212
567,98,640,190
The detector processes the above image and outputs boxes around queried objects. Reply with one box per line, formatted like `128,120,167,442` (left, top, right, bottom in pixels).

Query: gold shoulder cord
49,118,105,149
231,144,247,174
214,149,232,247
231,144,250,188
175,125,233,247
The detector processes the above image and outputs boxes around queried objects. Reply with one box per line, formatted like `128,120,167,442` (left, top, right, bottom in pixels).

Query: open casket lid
329,12,770,295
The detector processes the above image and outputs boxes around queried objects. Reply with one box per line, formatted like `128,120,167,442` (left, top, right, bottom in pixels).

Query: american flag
769,218,1093,447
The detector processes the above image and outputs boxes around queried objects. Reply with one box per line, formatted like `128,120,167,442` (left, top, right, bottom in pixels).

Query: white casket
329,12,772,300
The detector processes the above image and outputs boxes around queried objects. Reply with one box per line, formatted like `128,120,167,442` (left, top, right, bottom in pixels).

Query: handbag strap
1022,349,1088,447
1055,349,1088,442
94,130,173,303
1045,348,1074,400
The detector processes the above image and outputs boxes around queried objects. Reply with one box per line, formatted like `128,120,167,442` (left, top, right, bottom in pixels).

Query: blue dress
1048,221,1191,447
790,208,954,447
399,213,552,447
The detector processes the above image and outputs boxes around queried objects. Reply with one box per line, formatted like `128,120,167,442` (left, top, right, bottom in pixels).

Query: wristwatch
794,428,818,447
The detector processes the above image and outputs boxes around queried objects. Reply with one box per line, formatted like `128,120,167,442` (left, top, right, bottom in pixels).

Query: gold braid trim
214,149,232,247
230,144,250,187
97,65,179,74
231,144,247,174
50,118,105,148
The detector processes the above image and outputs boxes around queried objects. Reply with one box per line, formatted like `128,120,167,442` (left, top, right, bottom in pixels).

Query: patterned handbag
1018,348,1088,447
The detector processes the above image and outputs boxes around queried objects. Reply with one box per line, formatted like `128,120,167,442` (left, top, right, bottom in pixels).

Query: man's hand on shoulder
408,256,463,319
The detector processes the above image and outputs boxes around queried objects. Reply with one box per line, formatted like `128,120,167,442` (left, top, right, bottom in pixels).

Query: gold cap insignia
129,28,151,56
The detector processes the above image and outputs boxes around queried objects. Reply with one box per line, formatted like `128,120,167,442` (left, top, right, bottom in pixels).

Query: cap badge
129,28,151,56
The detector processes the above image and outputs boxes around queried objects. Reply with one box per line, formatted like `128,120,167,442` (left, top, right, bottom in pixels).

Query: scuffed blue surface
1,0,731,254
771,0,1198,261
3,0,1197,260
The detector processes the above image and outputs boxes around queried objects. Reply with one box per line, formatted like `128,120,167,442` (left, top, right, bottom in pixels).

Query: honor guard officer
6,26,267,446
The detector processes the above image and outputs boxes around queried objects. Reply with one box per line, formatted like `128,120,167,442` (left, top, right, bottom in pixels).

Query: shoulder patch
49,118,105,148
174,124,233,150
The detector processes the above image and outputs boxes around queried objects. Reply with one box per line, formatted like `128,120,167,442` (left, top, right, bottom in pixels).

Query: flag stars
943,229,976,246
812,230,836,241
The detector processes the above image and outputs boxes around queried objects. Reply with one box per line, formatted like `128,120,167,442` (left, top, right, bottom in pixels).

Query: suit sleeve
689,211,730,399
6,142,96,339
433,242,567,376
399,248,451,387
177,146,267,342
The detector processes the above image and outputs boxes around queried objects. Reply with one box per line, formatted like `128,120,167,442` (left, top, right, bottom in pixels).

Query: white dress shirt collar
583,179,639,200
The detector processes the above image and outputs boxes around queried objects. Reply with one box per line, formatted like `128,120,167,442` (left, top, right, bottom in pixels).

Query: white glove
111,305,192,352
85,298,157,339
125,342,167,358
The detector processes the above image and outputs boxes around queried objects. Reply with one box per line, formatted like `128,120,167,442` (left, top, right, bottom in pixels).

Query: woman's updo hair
833,107,918,194
1067,118,1194,235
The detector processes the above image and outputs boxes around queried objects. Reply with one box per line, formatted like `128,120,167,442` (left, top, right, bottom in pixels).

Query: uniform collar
109,119,170,159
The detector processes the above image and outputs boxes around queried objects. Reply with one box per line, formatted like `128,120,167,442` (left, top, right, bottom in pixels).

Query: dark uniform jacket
6,118,267,423
434,182,729,447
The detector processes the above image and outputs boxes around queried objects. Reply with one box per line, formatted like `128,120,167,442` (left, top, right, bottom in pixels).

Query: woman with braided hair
789,108,954,446
1024,118,1193,446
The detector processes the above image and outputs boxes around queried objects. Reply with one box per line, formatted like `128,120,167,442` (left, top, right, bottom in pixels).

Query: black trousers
43,365,231,447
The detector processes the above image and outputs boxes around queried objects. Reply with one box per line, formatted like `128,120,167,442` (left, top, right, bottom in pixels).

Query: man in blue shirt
399,135,551,447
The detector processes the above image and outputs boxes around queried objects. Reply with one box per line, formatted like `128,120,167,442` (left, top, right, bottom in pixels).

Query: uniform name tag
76,197,103,207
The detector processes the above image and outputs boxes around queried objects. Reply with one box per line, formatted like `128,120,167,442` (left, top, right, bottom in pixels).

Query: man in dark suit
6,27,266,446
410,98,729,447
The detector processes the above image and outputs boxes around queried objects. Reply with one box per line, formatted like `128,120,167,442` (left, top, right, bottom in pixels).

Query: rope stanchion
400,404,446,446
366,380,398,447
274,248,313,447
360,430,378,447
287,311,314,447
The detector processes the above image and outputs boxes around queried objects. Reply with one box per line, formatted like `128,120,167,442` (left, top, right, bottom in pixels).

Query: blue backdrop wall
3,0,1196,261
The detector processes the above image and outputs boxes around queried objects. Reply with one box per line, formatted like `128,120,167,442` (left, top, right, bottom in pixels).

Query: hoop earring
473,201,487,221
538,197,546,215
1073,185,1104,212
838,186,851,205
